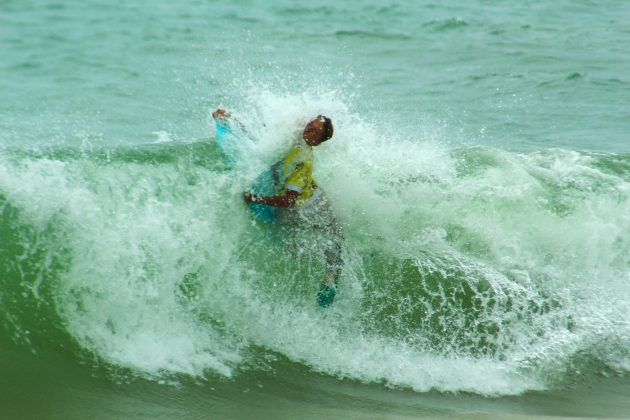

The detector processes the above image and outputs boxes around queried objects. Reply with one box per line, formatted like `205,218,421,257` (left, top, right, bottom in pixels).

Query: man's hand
243,192,256,204
212,108,229,120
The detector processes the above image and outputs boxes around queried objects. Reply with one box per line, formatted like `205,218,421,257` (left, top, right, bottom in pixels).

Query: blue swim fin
316,283,337,308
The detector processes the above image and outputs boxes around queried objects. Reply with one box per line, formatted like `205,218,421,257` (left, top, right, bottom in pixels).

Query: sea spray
1,92,629,395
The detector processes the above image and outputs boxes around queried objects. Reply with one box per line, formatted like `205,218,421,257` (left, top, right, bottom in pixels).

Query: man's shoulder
284,143,312,163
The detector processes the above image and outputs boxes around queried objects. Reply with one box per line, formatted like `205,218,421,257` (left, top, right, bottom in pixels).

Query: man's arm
243,190,298,208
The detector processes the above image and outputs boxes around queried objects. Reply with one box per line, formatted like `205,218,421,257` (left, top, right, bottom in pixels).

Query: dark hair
319,115,334,142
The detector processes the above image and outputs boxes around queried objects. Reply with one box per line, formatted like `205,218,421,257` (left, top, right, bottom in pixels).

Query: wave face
1,94,629,396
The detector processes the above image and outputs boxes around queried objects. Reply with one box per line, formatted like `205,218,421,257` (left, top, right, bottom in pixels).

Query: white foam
2,87,629,395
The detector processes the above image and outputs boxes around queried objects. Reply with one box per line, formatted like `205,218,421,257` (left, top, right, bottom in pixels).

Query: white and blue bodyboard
215,119,278,223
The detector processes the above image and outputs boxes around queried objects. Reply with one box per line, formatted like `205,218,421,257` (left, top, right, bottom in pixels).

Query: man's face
303,118,325,146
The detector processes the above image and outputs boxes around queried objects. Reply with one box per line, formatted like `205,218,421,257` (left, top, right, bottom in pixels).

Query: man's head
303,115,334,146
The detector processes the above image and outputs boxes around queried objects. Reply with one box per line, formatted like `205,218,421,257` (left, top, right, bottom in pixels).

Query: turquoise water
2,1,630,418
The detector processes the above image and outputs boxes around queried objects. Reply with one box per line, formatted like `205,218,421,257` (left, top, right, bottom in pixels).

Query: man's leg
317,238,343,308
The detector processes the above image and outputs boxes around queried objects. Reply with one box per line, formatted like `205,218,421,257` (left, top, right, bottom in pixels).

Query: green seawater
2,1,630,418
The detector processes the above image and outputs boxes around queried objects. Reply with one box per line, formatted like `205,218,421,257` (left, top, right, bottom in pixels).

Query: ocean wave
1,105,628,395
334,30,412,41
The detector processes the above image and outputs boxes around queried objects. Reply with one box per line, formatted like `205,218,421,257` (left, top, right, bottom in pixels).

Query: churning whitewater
1,92,629,396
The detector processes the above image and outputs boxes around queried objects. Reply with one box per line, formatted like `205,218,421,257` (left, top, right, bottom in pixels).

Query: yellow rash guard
279,143,321,207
